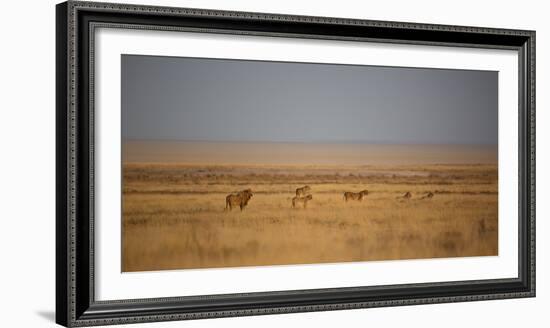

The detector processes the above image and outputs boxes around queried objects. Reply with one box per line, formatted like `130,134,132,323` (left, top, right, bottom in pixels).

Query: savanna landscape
122,141,498,272
121,55,499,272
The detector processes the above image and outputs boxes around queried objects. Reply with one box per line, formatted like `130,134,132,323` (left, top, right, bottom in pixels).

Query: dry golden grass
122,163,498,272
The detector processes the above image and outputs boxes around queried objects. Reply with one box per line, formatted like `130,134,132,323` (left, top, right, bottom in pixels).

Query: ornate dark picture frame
56,1,535,326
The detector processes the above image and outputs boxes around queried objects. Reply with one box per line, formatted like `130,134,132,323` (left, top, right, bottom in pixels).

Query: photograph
121,55,499,272
53,1,536,326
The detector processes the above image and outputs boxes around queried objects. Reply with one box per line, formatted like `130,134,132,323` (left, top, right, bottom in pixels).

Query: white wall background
0,0,546,327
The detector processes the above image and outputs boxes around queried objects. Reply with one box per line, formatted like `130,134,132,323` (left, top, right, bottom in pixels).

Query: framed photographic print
56,1,535,326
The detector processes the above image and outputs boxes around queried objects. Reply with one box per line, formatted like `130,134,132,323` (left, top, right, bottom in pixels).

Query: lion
343,190,369,202
295,185,311,197
225,189,253,211
292,194,313,209
396,192,412,200
419,192,434,200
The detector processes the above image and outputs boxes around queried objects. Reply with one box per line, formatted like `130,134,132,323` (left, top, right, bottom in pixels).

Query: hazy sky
122,55,498,145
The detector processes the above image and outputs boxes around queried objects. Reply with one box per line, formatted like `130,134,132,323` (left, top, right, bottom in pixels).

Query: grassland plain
122,160,498,272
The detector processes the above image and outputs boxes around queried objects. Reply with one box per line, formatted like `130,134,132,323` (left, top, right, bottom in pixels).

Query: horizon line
122,138,498,146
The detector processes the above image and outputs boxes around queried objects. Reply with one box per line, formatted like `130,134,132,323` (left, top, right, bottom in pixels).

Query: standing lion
343,190,369,202
225,189,253,211
295,185,311,197
292,194,313,208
